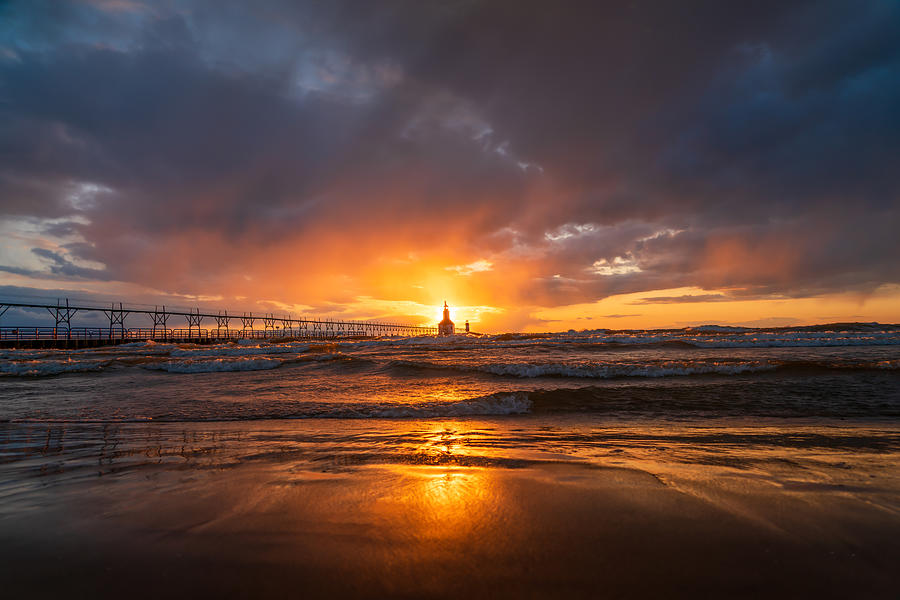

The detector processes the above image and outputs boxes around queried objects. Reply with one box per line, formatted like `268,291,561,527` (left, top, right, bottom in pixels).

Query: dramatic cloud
0,0,898,330
630,294,730,305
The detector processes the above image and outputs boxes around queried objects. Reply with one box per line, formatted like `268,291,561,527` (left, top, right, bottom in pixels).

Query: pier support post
103,302,129,340
215,310,231,339
241,313,254,338
186,308,203,340
46,298,78,340
281,316,293,337
263,314,277,336
151,306,169,339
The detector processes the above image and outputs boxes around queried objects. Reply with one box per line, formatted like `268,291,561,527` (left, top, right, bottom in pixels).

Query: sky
1,0,899,332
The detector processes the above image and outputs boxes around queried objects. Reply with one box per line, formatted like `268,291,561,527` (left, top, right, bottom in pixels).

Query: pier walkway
0,299,436,348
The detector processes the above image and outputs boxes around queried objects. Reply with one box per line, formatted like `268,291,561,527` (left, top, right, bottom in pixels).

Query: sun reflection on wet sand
376,466,495,543
1,419,899,598
361,425,509,549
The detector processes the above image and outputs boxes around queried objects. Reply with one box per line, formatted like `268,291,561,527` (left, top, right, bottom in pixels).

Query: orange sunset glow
1,3,899,600
1,0,897,331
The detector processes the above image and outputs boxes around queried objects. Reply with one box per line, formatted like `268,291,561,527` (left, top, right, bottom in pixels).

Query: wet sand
1,419,899,598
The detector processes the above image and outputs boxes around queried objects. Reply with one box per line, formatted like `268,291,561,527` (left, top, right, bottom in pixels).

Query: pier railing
0,299,437,343
0,327,377,342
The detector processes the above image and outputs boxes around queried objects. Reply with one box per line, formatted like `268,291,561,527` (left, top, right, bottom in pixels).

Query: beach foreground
2,418,898,599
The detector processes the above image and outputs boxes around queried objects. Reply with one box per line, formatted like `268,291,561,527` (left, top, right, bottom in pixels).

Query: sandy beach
2,418,898,599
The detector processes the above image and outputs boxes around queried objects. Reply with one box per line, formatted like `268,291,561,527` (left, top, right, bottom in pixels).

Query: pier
0,299,436,348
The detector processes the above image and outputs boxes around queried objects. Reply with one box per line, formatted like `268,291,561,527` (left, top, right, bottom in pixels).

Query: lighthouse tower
438,301,455,335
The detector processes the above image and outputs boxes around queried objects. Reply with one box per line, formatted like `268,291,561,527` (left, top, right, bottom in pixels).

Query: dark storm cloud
30,247,111,279
0,264,36,277
0,0,898,305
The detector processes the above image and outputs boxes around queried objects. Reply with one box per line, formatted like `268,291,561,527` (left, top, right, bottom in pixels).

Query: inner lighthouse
438,301,455,335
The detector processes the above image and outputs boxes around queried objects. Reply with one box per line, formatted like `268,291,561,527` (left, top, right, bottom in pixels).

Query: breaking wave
0,359,111,377
140,352,355,374
313,392,533,419
386,358,900,379
142,357,287,373
479,361,775,378
5,392,534,422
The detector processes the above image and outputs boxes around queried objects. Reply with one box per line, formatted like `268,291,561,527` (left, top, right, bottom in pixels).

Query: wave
140,351,357,374
481,361,775,378
10,376,899,421
386,358,900,379
169,344,309,358
686,325,752,333
343,332,900,350
520,383,900,418
492,332,556,342
0,350,367,377
8,353,894,379
556,334,900,349
561,340,701,351
472,324,900,349
0,358,111,376
575,322,899,335
325,392,533,418
322,325,900,353
686,337,900,349
387,359,776,378
142,357,287,373
6,392,534,422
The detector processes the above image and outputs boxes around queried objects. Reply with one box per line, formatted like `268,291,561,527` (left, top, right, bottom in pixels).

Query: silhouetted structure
438,301,455,335
0,298,437,348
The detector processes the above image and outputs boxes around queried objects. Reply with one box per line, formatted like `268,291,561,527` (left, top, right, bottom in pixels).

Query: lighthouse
438,301,455,335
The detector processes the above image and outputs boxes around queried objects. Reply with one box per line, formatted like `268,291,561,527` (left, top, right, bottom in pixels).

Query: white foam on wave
477,327,900,349
0,358,110,376
138,351,352,374
479,361,776,378
224,328,900,352
169,343,309,358
689,336,900,348
401,357,900,378
344,335,467,350
389,358,781,378
0,349,54,361
142,357,285,373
